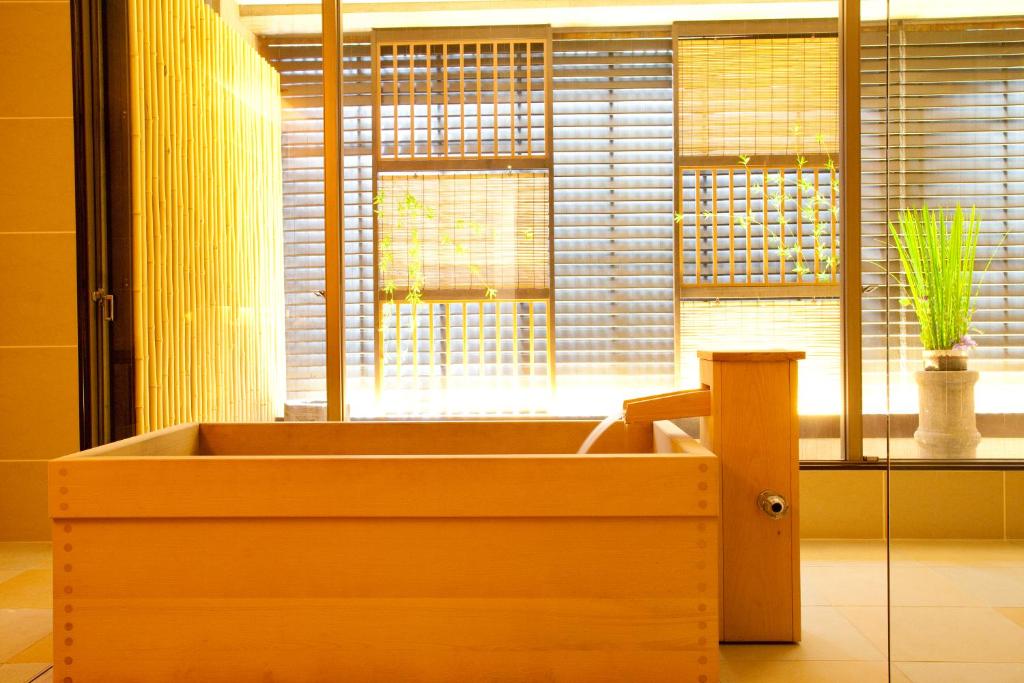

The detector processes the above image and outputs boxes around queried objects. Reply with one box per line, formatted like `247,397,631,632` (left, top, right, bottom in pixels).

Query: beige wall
802,469,1024,540
0,0,79,540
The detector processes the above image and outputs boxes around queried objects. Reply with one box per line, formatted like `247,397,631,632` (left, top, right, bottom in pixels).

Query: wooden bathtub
49,419,721,682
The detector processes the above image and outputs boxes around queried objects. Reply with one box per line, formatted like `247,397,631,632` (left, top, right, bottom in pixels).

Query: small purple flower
952,334,978,351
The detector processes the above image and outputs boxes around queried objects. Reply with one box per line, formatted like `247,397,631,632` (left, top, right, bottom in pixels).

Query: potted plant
889,205,982,458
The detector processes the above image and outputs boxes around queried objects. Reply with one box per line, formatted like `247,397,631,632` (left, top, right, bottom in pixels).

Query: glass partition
882,4,1024,681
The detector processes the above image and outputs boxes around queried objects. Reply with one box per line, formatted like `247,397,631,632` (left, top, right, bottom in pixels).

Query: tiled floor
1,540,1022,682
721,539,1024,682
0,543,51,683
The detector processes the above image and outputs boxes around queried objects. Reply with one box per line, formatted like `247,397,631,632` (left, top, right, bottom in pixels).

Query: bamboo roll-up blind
677,34,839,160
671,25,842,414
128,0,285,431
376,171,550,299
860,21,1024,411
679,298,841,415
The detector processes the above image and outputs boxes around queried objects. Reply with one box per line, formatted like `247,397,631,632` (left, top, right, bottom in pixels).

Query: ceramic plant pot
914,361,981,459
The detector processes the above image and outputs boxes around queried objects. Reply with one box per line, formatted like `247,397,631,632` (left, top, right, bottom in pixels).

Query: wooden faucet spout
622,388,711,424
621,388,711,452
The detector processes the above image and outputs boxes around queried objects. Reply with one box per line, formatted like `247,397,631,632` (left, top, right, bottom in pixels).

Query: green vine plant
374,188,501,333
676,126,841,283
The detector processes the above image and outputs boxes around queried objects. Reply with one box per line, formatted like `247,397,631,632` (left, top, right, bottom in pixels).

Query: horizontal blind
861,22,1024,413
262,38,377,405
860,25,892,413
341,41,377,396
262,36,326,403
552,37,676,388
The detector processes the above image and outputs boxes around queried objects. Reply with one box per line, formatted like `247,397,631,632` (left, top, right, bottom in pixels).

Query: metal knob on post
757,490,788,519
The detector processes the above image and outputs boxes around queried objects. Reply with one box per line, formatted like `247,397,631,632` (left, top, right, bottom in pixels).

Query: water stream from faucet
576,409,625,455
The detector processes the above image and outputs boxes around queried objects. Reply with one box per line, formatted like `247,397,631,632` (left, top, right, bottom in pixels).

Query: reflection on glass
883,2,1024,682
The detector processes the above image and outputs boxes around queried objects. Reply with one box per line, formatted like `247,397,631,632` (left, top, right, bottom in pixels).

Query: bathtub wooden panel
55,599,714,683
51,435,719,682
50,452,713,519
197,419,628,455
55,518,715,599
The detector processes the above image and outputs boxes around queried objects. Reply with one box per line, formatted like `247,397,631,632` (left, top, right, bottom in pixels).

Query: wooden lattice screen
373,26,551,164
371,27,555,397
673,23,840,294
678,165,839,288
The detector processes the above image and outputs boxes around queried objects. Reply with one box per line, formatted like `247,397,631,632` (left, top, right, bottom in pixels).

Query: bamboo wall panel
128,0,285,431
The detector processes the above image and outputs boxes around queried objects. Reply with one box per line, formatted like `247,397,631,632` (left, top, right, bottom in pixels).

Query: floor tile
889,666,914,683
998,607,1024,629
720,659,890,682
804,563,887,606
720,605,885,662
930,566,1024,607
0,610,50,663
0,545,50,574
0,664,50,683
0,571,51,610
889,566,987,607
801,540,887,564
7,634,50,665
890,541,1024,567
799,565,834,606
889,606,1024,663
895,662,1024,683
836,605,888,657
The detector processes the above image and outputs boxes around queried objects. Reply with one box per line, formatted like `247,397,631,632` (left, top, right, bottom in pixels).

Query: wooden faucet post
699,351,804,643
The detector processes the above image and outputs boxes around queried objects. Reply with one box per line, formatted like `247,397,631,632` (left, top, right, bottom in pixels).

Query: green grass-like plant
888,205,980,351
